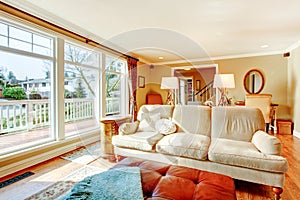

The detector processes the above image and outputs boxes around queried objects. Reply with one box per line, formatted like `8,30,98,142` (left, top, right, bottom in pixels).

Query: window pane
105,55,127,116
32,34,52,56
33,45,51,56
9,38,31,52
64,64,97,98
105,56,125,73
1,22,54,57
0,51,53,154
106,72,121,115
64,43,99,67
9,26,32,43
33,34,51,48
0,35,8,47
64,43,99,137
0,23,8,36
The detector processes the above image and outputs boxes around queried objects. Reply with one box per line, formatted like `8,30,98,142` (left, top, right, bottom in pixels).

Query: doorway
172,64,218,105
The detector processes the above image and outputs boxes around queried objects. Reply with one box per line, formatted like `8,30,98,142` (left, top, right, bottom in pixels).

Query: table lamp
161,77,179,105
213,74,235,106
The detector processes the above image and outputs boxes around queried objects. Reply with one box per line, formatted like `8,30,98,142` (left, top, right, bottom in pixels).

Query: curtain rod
0,2,139,61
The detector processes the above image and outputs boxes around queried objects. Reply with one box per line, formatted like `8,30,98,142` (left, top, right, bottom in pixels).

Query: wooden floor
0,134,299,200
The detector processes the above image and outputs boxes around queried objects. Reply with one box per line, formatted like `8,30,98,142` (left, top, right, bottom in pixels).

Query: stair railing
193,81,215,103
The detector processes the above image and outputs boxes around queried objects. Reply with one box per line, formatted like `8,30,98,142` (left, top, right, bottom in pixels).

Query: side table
100,119,118,157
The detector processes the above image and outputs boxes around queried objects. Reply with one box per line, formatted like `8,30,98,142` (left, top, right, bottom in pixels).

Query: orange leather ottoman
112,157,236,200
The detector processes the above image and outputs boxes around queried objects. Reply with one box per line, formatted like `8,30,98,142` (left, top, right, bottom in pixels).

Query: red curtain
127,57,138,120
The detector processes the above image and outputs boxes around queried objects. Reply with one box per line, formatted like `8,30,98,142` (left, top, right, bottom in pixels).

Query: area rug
25,165,104,200
60,167,143,200
61,142,101,165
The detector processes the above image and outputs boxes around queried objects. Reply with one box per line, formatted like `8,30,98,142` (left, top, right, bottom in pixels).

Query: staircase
193,81,215,103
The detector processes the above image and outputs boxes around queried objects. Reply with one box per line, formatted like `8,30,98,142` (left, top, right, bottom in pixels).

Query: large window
0,20,54,153
105,55,127,116
64,42,100,137
0,16,129,156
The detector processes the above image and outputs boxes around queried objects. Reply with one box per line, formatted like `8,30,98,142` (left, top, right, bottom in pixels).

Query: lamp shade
213,74,235,88
161,77,179,89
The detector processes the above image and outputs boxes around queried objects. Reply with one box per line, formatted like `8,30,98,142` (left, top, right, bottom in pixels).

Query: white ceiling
3,0,300,64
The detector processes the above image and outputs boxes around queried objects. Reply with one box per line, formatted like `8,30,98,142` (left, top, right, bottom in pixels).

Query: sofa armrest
118,121,139,135
251,130,282,155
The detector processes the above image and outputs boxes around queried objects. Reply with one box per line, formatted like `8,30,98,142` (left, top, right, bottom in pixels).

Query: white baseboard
0,134,99,178
294,130,300,139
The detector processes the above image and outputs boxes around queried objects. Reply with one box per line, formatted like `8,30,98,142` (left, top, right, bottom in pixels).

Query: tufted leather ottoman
112,157,236,200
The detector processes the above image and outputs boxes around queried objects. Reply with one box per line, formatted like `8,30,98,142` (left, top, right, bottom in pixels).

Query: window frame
0,13,130,159
0,17,56,153
63,40,102,136
0,19,53,57
103,54,129,117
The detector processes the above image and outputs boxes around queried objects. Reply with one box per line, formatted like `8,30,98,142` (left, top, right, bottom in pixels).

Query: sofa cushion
138,112,161,132
112,132,164,151
208,138,288,173
172,105,211,136
251,130,282,155
211,107,265,142
156,133,210,160
118,121,139,135
155,118,177,135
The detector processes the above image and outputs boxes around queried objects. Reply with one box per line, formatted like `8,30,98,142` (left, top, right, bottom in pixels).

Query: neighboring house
20,78,79,98
20,78,51,98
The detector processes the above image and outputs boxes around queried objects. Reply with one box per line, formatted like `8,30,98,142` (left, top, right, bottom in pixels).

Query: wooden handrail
193,81,214,103
194,81,213,96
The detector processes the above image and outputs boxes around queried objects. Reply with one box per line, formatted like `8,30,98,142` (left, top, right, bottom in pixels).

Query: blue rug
60,167,143,200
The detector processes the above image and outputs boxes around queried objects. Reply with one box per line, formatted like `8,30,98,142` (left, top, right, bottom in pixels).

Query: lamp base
165,90,175,105
218,89,231,106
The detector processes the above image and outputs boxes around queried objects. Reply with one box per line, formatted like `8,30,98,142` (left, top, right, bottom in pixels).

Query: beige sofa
112,105,288,198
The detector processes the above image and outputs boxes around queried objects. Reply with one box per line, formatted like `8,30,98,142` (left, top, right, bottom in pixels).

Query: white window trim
0,17,54,57
103,54,129,118
55,37,65,140
63,40,101,136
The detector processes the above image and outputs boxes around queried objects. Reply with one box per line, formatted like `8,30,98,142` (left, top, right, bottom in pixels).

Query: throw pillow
155,118,176,135
118,121,139,135
138,112,161,132
251,130,282,155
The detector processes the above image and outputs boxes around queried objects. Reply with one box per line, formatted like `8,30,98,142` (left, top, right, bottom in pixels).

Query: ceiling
3,0,300,64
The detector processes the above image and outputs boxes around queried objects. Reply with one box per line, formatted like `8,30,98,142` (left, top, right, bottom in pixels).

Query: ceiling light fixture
158,56,164,60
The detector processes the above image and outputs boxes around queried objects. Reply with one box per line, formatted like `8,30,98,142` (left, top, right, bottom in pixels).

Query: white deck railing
106,97,120,115
0,98,95,134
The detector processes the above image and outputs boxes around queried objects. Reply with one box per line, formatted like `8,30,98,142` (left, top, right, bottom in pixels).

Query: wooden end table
100,119,118,159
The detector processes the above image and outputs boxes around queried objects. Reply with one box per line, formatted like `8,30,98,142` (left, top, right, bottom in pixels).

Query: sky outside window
0,51,48,80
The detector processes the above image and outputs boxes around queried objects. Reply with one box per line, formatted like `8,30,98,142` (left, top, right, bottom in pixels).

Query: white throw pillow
155,118,176,135
118,121,139,135
138,112,161,132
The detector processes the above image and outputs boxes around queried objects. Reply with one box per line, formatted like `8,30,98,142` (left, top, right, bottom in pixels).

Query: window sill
101,115,132,122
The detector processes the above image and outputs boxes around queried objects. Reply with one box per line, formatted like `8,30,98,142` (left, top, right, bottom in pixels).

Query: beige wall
288,47,300,133
215,54,290,119
137,54,291,120
136,63,171,109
